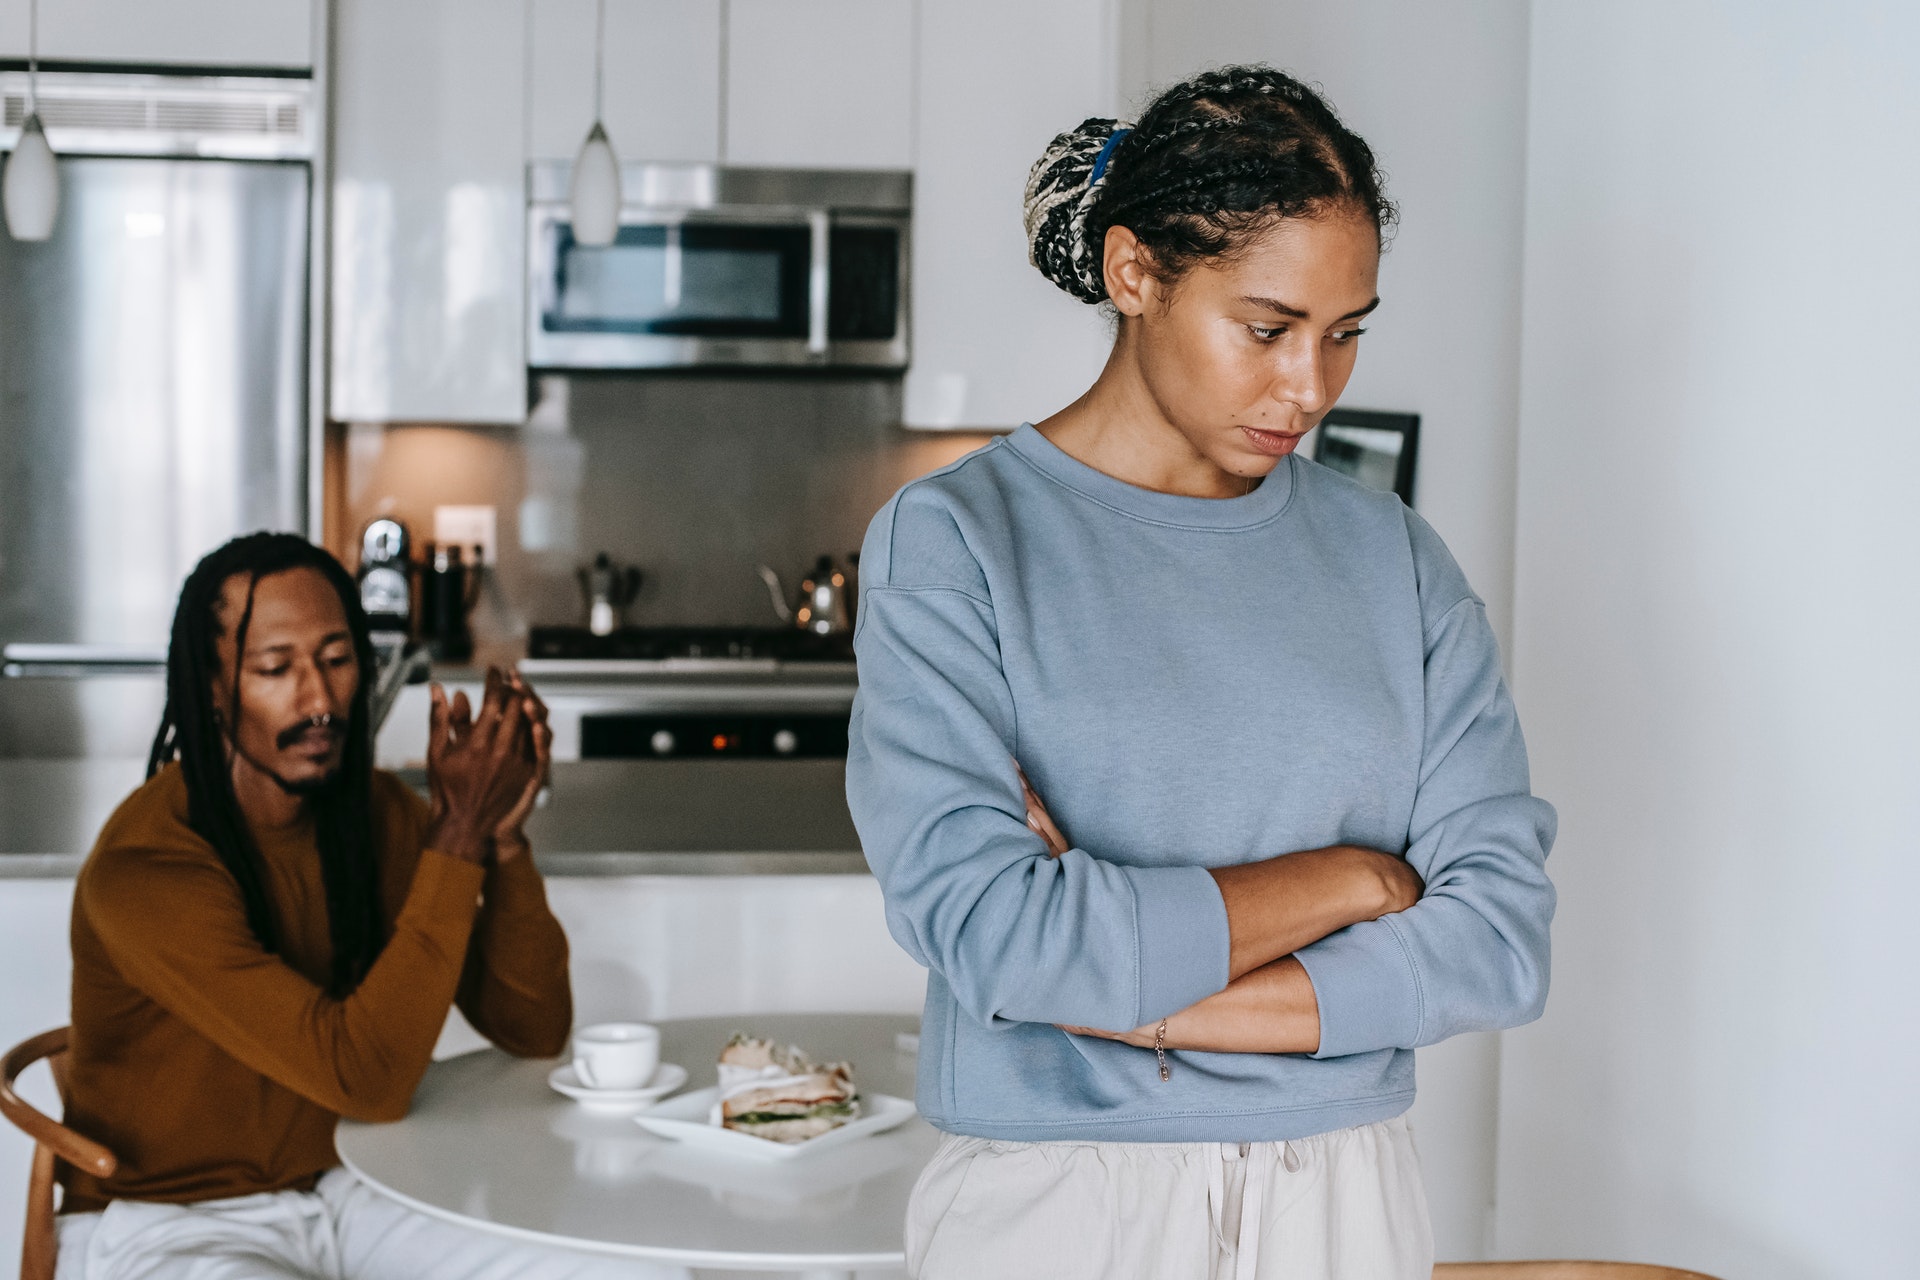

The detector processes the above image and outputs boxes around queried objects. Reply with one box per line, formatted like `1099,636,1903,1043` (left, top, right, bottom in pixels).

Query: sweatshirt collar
1002,424,1296,531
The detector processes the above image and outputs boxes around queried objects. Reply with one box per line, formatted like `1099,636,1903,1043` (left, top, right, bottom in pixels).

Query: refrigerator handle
1,644,168,678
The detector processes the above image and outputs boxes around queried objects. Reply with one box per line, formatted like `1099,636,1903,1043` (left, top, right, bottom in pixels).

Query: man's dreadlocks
147,532,385,995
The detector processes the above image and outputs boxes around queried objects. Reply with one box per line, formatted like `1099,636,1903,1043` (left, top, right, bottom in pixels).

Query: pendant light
3,0,59,242
569,0,621,247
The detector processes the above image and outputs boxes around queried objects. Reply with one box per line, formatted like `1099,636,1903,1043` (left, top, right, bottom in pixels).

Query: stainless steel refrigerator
0,71,318,757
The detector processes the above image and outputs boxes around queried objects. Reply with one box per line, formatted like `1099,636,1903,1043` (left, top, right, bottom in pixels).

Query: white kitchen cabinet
0,0,311,68
330,0,528,425
904,0,1119,429
527,0,723,164
724,0,913,169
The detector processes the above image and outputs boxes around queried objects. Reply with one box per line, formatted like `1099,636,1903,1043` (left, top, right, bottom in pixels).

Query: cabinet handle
807,210,830,355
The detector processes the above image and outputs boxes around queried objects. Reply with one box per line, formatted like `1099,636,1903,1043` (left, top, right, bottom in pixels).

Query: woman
845,67,1556,1279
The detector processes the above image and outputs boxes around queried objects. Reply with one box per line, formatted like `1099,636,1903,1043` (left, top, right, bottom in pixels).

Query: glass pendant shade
3,114,58,242
570,122,621,247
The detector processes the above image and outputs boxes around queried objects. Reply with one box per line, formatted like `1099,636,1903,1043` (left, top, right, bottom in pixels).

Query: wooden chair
1,1028,117,1280
1437,1264,1724,1279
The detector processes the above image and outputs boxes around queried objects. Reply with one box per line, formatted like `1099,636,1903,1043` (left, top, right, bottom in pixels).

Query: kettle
758,555,855,636
577,553,643,636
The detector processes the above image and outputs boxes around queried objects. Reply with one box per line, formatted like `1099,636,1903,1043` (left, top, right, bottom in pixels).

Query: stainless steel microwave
527,162,910,370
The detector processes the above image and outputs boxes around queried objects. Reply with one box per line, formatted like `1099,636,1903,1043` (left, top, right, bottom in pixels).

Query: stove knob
772,729,799,756
650,730,676,756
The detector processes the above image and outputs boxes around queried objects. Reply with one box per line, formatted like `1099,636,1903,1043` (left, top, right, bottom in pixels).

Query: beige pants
905,1116,1432,1280
55,1169,686,1280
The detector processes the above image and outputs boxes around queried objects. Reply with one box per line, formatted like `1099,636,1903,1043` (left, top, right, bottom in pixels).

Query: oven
514,626,856,762
527,163,910,371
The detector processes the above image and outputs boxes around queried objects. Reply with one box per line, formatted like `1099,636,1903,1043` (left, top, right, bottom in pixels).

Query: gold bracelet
1154,1019,1170,1082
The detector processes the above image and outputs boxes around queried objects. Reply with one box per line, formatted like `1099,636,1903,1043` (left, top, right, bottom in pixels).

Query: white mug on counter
572,1022,660,1090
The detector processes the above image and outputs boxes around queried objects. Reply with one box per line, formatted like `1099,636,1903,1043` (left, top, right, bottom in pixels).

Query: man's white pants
904,1114,1433,1280
54,1169,690,1280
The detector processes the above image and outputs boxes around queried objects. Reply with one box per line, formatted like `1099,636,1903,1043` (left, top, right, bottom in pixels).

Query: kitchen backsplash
325,375,993,647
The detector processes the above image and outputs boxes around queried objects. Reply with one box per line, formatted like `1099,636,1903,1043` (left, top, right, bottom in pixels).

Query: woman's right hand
1341,844,1424,918
425,668,538,866
1017,763,1071,857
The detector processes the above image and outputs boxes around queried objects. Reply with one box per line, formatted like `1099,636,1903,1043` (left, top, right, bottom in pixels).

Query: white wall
1129,2,1533,1259
1498,4,1920,1277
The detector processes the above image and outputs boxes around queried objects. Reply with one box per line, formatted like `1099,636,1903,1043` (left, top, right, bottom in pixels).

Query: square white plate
634,1087,916,1161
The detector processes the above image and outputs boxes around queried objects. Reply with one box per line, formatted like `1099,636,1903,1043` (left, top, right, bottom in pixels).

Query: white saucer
548,1062,688,1112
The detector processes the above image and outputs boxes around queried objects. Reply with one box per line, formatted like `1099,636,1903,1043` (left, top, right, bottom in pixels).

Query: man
56,533,679,1280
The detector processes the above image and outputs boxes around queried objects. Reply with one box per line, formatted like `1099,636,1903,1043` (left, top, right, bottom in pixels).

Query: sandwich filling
714,1034,862,1144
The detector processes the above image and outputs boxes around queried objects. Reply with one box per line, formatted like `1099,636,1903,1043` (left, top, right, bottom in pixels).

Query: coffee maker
357,518,414,634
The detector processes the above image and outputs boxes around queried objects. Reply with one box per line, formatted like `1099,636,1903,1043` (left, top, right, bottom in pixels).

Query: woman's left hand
1060,957,1322,1056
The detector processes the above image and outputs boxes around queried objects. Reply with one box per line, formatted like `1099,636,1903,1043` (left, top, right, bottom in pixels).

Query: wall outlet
433,505,497,564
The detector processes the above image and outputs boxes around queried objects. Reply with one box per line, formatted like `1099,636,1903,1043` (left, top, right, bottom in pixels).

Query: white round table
337,1013,933,1280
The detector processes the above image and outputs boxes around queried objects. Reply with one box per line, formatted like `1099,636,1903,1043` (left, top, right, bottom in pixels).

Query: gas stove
525,625,853,665
517,627,857,687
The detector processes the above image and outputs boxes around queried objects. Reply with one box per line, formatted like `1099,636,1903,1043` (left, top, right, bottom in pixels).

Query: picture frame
1311,408,1420,506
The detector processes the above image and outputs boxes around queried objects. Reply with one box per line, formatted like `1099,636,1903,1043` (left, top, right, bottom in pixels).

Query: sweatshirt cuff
1294,917,1424,1058
1127,864,1231,1024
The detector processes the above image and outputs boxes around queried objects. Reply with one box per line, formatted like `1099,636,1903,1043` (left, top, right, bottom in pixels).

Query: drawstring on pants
1205,1140,1300,1280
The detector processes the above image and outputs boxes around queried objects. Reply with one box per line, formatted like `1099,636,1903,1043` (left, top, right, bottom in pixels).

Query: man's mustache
276,715,348,750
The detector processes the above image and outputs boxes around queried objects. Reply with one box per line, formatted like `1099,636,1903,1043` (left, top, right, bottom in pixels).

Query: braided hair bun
1024,117,1134,304
1022,65,1395,304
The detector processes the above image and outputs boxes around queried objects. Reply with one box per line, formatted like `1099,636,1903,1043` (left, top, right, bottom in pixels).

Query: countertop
0,758,867,878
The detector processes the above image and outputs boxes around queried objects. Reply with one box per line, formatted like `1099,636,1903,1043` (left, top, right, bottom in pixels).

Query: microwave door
529,212,818,369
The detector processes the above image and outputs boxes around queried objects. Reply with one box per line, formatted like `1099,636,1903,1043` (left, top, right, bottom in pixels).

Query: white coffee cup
571,1022,660,1091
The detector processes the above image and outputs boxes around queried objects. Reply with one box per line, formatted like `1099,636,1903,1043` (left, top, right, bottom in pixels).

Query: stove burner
527,626,854,664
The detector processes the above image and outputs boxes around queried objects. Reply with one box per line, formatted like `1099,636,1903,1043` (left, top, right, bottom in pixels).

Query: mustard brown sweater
60,764,572,1210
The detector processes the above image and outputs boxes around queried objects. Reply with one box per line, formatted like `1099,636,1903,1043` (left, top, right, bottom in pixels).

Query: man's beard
273,767,343,797
229,715,350,795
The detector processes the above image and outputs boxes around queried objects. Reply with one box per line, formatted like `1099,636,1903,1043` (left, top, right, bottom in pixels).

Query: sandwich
714,1033,861,1144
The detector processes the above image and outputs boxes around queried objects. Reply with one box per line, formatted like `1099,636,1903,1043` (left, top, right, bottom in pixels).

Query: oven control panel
581,712,849,759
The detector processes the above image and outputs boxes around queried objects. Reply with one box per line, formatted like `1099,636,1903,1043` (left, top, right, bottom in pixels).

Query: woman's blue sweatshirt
846,425,1557,1142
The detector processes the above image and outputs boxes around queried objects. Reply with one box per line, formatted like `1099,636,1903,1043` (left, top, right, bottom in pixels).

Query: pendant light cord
717,0,730,164
593,0,606,123
26,0,39,113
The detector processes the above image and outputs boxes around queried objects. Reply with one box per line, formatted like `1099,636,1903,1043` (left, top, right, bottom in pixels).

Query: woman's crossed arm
1019,767,1416,1055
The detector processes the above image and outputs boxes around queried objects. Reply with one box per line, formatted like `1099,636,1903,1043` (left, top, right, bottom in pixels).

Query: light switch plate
434,505,498,564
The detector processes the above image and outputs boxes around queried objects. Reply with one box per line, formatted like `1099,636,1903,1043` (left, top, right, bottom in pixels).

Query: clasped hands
1016,762,1424,1055
424,667,553,868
